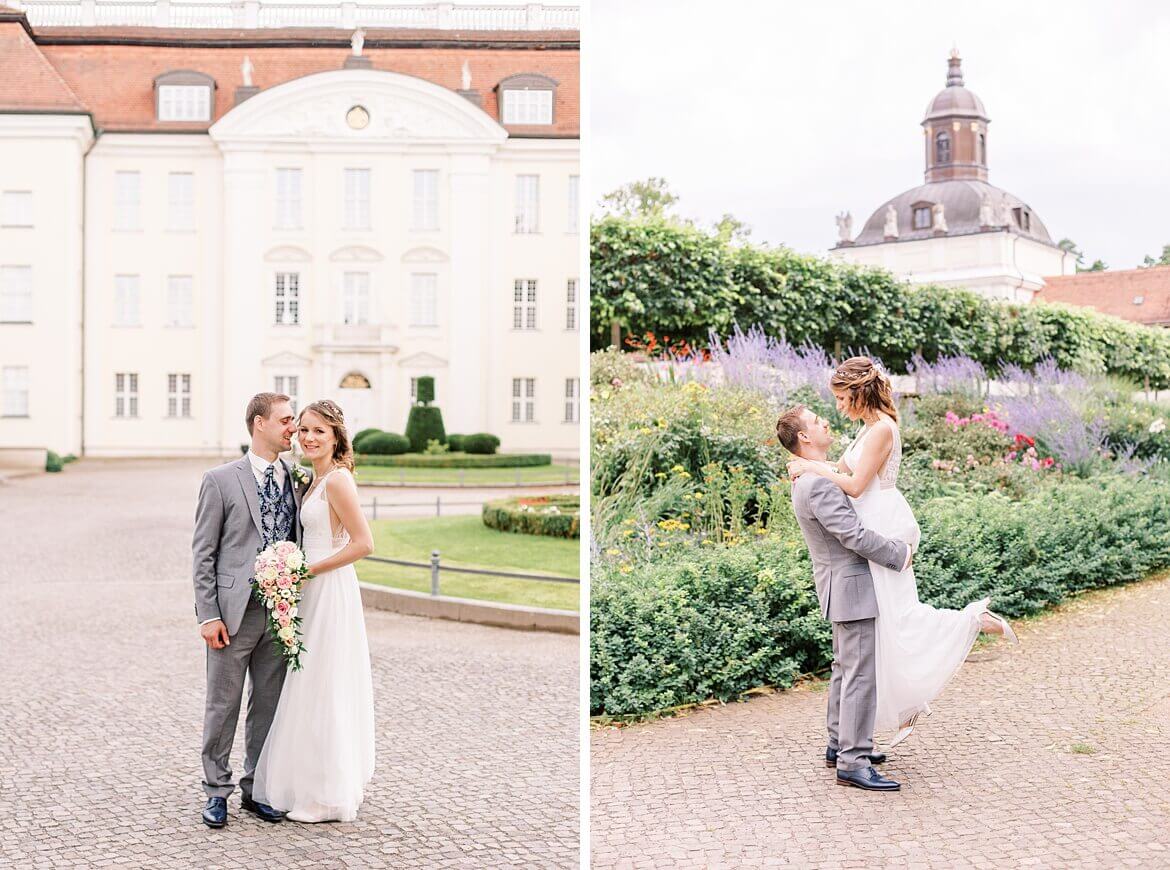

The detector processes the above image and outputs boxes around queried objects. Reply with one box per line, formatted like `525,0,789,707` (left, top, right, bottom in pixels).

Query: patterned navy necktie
261,463,281,547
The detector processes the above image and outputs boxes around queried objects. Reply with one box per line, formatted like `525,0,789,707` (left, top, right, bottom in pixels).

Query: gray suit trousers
201,595,287,799
825,616,878,772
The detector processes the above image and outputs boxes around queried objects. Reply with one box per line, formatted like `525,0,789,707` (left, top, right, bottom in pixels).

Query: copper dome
923,50,988,123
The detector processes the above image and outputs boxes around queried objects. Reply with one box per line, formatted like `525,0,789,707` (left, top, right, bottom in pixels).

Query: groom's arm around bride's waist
803,475,909,572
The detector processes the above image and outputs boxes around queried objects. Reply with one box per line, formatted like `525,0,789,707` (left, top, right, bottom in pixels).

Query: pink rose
277,575,293,589
277,613,291,627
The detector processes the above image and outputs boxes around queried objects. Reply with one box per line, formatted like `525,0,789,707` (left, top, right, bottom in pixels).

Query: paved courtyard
592,574,1170,868
0,459,580,869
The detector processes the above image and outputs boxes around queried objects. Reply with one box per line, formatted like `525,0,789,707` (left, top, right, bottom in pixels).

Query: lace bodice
843,417,902,492
301,467,353,552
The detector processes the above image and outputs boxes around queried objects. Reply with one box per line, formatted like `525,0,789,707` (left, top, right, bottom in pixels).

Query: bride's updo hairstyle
298,399,356,471
830,356,899,422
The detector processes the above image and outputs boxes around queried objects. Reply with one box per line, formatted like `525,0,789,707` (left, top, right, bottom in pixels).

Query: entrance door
337,372,374,436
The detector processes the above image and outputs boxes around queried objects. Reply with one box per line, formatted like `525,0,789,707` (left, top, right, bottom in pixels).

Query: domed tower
922,49,989,183
832,50,1075,302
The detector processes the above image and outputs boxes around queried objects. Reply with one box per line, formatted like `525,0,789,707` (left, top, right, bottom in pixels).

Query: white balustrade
17,0,578,30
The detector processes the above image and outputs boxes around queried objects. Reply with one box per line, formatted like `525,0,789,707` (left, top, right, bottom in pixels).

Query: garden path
0,459,579,868
592,574,1170,868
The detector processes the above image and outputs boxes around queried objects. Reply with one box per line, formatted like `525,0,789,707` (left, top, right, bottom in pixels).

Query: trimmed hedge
405,406,446,452
590,215,1170,388
361,432,411,455
463,433,501,455
482,495,581,538
352,428,382,452
447,434,466,452
355,451,552,468
590,475,1170,718
45,450,63,473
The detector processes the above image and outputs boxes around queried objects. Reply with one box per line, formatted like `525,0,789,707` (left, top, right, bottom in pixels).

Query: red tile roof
1038,265,1170,327
0,17,85,113
0,12,578,136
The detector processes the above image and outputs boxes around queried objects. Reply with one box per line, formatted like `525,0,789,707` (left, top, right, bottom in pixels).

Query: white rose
277,626,295,641
262,566,278,582
287,552,303,570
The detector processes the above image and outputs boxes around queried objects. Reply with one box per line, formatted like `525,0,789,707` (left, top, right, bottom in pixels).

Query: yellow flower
605,548,622,556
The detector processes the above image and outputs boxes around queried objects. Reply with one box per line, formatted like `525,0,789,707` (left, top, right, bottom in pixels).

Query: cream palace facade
0,2,580,459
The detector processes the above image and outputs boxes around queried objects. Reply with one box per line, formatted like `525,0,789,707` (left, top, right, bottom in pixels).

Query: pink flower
275,599,290,615
276,541,296,556
277,613,291,628
277,575,293,589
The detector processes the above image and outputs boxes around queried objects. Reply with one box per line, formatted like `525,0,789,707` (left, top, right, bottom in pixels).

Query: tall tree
600,177,679,219
1140,243,1170,268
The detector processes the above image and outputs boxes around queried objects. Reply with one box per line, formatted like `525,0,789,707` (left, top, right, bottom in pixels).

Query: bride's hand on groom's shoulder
787,458,812,479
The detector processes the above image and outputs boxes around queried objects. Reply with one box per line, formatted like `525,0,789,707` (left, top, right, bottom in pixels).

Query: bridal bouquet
252,541,311,671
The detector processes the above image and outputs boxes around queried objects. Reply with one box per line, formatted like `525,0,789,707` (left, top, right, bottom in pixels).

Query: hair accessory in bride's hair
318,399,344,420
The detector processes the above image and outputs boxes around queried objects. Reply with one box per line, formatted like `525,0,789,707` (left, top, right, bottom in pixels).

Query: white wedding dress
253,467,375,822
842,416,988,733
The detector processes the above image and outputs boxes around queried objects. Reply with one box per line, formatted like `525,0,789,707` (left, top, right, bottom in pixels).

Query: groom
776,405,912,792
192,393,305,827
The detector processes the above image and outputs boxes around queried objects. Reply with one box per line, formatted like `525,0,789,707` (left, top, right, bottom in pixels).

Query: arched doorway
337,372,373,435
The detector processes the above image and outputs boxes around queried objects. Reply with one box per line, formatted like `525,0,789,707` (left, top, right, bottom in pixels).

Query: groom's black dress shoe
202,797,227,828
240,794,285,823
836,766,901,791
825,747,887,768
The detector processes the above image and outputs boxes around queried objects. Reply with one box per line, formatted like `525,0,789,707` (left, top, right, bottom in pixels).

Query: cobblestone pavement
0,459,580,869
592,575,1170,869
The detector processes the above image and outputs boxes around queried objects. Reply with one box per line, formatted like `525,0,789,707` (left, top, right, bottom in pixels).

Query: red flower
1014,434,1035,448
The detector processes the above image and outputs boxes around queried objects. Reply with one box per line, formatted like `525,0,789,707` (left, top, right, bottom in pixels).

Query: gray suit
791,474,909,770
192,455,304,799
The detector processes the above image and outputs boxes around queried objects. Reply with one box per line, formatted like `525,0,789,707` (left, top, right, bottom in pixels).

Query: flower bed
482,495,581,538
356,452,552,468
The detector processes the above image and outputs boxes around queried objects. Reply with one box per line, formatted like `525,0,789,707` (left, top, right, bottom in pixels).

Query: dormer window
912,203,933,230
155,71,215,122
1012,207,1031,232
497,73,557,125
935,130,951,163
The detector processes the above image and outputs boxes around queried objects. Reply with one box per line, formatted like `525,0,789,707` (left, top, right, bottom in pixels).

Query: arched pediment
264,245,312,262
330,245,383,263
401,246,449,264
209,69,508,146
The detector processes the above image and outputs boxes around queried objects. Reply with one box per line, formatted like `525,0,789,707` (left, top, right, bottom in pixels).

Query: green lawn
355,464,579,486
357,515,580,611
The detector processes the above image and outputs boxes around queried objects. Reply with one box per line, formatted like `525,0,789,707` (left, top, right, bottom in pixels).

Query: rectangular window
344,168,371,230
565,278,577,330
158,85,211,122
167,373,192,418
114,171,140,231
114,372,138,418
114,275,140,326
342,271,371,325
166,275,193,327
1,366,29,417
167,172,194,230
410,273,438,327
513,279,537,330
510,377,536,423
275,168,302,229
412,170,438,230
567,175,579,234
274,273,300,325
501,89,553,125
912,206,931,230
0,265,33,323
515,175,540,233
275,375,299,412
1,191,32,227
564,377,580,423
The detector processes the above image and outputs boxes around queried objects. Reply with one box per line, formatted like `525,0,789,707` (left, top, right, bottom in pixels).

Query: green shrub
45,450,63,473
447,434,466,452
352,428,382,452
590,215,1170,388
591,475,1170,718
482,495,581,538
405,406,446,453
462,433,501,455
424,438,449,455
356,452,550,468
62,453,78,464
361,432,411,455
416,375,436,405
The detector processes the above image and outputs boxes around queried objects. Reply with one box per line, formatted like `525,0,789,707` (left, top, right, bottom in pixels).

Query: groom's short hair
246,392,291,434
775,404,808,454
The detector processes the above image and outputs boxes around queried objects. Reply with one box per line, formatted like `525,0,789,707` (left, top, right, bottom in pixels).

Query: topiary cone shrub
405,375,447,452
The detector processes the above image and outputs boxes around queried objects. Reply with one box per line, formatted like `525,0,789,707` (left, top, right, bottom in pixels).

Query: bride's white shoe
983,611,1020,645
888,712,920,749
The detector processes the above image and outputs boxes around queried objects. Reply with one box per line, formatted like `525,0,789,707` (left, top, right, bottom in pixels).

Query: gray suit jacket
791,474,909,623
192,455,305,636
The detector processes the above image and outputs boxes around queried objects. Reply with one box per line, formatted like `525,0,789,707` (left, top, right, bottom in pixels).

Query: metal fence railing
362,552,579,597
360,496,486,519
356,466,579,488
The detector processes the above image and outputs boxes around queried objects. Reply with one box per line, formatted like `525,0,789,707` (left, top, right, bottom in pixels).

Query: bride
787,357,1018,747
253,399,376,821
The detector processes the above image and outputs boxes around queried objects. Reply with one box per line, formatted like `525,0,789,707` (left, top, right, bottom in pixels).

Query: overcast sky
589,0,1170,270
